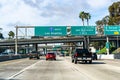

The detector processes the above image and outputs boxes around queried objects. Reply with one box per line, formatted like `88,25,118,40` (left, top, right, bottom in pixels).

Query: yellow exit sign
114,31,119,35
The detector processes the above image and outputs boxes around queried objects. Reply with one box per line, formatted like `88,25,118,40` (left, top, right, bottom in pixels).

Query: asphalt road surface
0,56,120,80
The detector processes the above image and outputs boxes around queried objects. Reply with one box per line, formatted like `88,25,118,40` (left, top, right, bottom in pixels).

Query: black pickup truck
71,49,92,64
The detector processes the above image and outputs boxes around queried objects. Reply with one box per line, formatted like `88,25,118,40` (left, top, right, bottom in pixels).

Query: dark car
46,53,56,60
28,51,40,59
92,53,98,60
71,48,92,64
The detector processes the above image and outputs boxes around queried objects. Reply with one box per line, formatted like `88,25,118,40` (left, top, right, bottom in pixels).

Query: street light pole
15,26,18,55
117,36,119,48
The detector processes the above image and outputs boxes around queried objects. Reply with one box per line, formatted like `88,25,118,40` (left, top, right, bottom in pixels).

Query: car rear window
47,53,55,55
76,49,89,53
31,51,38,53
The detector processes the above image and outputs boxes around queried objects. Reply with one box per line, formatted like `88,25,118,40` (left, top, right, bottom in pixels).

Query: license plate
83,57,86,60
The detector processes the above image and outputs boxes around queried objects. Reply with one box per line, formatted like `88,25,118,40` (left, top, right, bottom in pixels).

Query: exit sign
104,26,120,35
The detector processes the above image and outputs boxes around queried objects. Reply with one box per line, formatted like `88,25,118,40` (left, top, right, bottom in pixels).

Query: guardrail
0,54,28,62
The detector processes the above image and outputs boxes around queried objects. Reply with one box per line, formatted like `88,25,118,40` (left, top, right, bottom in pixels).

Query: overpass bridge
0,37,84,46
0,36,120,46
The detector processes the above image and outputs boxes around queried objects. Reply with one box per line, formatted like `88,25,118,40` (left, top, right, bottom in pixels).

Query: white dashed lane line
7,60,42,80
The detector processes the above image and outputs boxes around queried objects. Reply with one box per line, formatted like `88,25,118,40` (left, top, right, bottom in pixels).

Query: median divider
97,54,120,59
114,53,120,59
0,54,28,62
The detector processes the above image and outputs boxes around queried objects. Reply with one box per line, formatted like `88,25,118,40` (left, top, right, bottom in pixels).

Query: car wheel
74,58,77,64
89,60,92,64
29,57,32,59
72,59,74,63
37,57,40,59
85,61,87,63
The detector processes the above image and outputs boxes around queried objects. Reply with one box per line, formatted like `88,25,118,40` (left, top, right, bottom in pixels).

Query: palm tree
108,1,120,25
0,33,4,39
8,31,15,39
79,11,86,26
95,20,103,26
102,15,110,25
95,20,104,35
84,13,91,26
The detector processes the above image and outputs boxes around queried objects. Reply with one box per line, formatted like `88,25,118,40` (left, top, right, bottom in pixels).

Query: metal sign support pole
106,36,109,55
15,26,18,55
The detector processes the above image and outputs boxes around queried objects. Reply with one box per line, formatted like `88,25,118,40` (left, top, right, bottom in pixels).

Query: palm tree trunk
82,20,84,26
87,19,89,26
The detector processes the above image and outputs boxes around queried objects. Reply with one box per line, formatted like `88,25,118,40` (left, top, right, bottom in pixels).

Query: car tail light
46,55,49,57
75,53,78,57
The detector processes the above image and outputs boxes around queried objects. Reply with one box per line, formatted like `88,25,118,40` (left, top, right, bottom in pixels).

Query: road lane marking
7,60,42,80
64,58,97,80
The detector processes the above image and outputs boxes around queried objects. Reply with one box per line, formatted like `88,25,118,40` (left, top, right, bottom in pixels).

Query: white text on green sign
71,26,96,36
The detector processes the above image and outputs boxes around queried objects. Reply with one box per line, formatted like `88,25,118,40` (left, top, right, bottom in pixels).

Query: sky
0,0,119,37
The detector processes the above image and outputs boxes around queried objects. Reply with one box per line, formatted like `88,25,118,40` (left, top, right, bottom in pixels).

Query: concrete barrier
114,53,120,59
0,56,9,61
97,54,114,59
0,54,28,62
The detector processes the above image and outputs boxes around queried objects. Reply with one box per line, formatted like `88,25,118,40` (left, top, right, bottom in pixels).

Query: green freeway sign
104,26,120,35
71,26,96,36
35,26,67,36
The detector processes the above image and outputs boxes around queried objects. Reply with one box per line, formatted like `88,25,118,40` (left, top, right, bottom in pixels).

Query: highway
0,56,120,80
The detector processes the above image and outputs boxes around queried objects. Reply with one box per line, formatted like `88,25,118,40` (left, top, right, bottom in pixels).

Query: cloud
0,0,119,37
86,0,110,9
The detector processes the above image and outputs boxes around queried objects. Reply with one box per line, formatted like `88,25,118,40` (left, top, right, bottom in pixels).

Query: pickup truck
71,49,92,64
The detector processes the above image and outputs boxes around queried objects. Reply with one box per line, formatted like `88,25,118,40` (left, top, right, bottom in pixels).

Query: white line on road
7,60,42,80
65,59,97,80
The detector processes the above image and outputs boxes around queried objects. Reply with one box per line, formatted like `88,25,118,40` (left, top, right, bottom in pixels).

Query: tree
108,1,120,25
8,31,15,39
95,20,103,26
95,1,120,25
102,15,110,25
84,13,91,26
79,11,91,49
0,33,4,39
79,11,86,26
95,20,104,35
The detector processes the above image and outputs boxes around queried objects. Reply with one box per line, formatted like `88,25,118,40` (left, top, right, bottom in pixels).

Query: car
71,48,92,64
46,53,56,60
0,49,14,56
59,53,64,57
39,51,45,56
28,51,40,59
